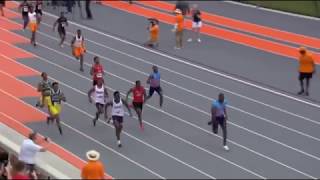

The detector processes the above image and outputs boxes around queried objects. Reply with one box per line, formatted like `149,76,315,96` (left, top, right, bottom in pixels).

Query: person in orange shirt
81,150,105,180
173,9,184,49
297,47,316,96
145,18,159,48
28,6,38,47
71,29,86,72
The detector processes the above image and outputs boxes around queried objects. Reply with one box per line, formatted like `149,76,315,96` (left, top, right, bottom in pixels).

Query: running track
1,1,320,179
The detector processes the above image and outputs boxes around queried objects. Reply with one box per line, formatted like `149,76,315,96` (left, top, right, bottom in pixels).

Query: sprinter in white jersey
88,79,108,126
71,29,86,72
28,6,38,46
105,91,131,148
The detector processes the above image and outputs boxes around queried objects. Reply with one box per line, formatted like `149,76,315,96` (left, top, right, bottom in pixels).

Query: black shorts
35,10,42,16
25,163,36,173
299,72,313,80
149,86,162,97
112,115,123,124
132,102,143,110
93,78,104,86
212,116,226,134
95,103,104,110
58,27,66,36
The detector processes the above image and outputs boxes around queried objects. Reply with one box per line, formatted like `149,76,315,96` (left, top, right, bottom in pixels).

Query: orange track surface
0,28,29,44
101,1,320,64
0,9,113,177
137,0,320,49
0,55,38,77
0,71,40,97
0,41,34,59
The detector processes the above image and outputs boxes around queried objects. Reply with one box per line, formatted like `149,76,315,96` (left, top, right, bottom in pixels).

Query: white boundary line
225,1,320,21
137,1,320,49
0,58,258,179
0,70,167,179
0,53,313,179
0,39,315,178
17,20,320,144
38,9,320,109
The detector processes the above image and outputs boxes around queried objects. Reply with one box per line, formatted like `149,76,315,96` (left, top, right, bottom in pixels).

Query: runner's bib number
23,6,28,12
37,4,42,10
96,73,103,78
61,22,66,27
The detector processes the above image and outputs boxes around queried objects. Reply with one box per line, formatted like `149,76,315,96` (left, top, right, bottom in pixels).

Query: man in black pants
208,93,229,151
85,0,92,19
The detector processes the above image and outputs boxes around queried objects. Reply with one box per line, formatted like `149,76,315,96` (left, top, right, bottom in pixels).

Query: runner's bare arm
70,37,75,48
146,74,152,84
224,107,228,121
143,89,147,103
61,92,66,102
126,88,132,102
52,20,58,31
37,82,42,92
122,98,132,116
88,88,94,103
90,65,94,76
104,88,109,98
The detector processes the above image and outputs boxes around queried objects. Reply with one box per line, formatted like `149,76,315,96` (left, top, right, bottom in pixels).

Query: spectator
297,47,316,96
9,160,32,180
174,0,189,16
18,132,49,177
172,9,184,49
145,18,159,48
81,150,105,180
85,0,92,19
187,4,202,43
0,148,8,180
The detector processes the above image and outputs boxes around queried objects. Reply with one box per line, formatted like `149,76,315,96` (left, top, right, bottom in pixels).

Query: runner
105,91,132,147
35,72,51,109
71,29,86,72
88,79,109,126
187,4,202,43
172,9,184,49
297,47,316,96
19,0,30,30
28,6,38,47
126,80,146,131
35,0,43,25
53,12,68,47
47,82,66,135
145,65,163,108
208,93,229,151
0,0,5,16
90,56,105,86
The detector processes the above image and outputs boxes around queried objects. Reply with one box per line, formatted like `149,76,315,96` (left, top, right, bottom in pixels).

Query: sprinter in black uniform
35,0,43,25
19,0,30,30
53,12,68,47
0,0,5,16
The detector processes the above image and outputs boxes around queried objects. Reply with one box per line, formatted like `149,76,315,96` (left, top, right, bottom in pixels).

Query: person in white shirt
18,132,49,174
88,79,109,126
28,6,38,46
105,91,132,148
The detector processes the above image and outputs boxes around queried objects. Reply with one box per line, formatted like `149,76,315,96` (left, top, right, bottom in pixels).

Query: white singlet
74,35,83,47
111,99,124,117
28,12,37,23
94,85,105,104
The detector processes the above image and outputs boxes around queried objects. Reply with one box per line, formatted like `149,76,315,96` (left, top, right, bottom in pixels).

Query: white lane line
225,1,320,21
22,23,320,145
0,84,166,180
40,19,319,127
39,9,320,109
2,23,319,173
0,40,313,178
0,53,312,179
0,43,313,179
0,45,264,178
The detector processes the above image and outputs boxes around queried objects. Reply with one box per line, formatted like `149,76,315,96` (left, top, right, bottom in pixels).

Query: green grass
243,1,320,17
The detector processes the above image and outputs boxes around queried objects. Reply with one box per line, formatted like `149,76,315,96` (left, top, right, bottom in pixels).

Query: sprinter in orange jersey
28,6,38,47
71,29,86,72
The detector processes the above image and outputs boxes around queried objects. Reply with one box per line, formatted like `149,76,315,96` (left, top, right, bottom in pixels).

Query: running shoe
223,145,229,151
